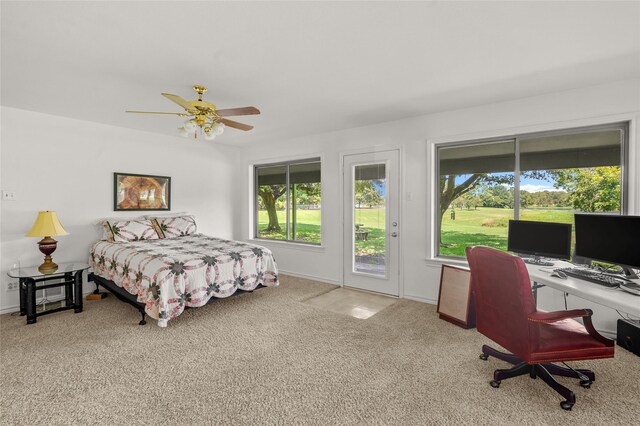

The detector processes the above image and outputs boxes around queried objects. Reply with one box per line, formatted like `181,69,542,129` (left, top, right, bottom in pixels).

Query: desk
527,261,640,317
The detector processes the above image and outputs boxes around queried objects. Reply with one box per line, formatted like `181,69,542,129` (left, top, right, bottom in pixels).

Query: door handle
391,232,398,237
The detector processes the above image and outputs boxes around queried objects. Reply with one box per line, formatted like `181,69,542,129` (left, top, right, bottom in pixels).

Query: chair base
479,344,596,410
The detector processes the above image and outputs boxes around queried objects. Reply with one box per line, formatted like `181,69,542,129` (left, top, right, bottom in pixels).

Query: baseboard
278,269,341,286
278,271,442,306
599,329,616,340
404,294,438,305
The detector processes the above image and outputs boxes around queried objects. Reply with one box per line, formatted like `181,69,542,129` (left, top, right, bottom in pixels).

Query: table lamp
26,211,68,274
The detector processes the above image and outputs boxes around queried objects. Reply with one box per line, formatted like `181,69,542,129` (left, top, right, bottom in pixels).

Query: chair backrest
465,246,537,359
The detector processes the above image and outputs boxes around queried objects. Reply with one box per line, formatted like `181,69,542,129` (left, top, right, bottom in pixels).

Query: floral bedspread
90,234,278,327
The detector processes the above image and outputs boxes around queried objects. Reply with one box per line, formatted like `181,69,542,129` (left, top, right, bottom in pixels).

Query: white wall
237,79,640,335
0,107,240,312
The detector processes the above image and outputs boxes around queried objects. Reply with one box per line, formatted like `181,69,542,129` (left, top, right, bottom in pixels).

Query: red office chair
465,246,614,410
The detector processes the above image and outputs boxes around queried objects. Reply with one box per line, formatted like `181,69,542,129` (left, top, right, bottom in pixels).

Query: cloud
520,184,564,193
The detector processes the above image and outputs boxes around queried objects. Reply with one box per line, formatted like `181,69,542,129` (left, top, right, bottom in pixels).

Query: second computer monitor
508,220,572,262
574,213,640,272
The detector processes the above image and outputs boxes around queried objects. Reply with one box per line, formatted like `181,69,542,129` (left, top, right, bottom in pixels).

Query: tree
520,190,533,208
439,171,545,244
258,185,286,231
478,184,514,208
355,180,383,208
439,174,511,243
295,182,321,206
258,182,322,232
550,166,621,212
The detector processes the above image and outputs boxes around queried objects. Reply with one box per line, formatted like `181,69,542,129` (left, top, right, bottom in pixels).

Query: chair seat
529,318,615,364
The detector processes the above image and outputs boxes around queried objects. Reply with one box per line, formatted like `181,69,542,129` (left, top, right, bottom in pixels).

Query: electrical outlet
2,191,17,201
7,282,19,291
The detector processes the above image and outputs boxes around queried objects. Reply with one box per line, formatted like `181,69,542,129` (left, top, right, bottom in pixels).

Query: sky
519,176,563,193
453,173,563,193
373,180,386,196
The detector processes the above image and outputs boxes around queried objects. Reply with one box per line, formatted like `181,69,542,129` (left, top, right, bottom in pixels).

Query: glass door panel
353,163,387,276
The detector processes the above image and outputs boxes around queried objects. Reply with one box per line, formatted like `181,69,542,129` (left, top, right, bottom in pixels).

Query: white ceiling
2,1,639,146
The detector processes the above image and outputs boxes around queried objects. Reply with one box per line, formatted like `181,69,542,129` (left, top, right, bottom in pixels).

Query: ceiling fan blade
161,93,197,112
126,110,189,116
220,118,254,131
215,106,261,117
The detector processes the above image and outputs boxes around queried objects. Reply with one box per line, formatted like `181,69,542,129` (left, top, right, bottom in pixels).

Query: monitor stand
523,255,554,267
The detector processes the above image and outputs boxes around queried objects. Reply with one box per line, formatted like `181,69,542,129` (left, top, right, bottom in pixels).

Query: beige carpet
1,275,638,425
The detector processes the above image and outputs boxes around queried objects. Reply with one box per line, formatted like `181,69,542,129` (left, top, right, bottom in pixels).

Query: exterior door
342,150,400,295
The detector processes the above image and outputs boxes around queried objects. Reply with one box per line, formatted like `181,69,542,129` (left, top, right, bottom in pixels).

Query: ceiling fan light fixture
212,122,225,136
178,127,189,137
183,119,197,133
204,131,216,141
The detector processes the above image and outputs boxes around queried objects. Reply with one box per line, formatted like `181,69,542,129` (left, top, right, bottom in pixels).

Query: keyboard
555,267,627,288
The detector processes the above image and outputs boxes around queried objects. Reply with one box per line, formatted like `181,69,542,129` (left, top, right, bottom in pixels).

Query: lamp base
38,257,58,274
37,237,59,274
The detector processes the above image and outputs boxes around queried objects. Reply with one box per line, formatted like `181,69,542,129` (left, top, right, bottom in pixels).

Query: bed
89,230,278,327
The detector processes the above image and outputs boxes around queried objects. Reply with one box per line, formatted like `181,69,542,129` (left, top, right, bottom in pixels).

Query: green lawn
258,208,387,255
440,207,575,257
258,207,578,259
257,210,321,243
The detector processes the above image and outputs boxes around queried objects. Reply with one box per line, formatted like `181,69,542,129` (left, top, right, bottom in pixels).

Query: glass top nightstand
7,262,90,324
8,262,89,279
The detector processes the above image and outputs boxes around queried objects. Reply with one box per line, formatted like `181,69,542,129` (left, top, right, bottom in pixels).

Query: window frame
434,122,630,260
253,157,322,246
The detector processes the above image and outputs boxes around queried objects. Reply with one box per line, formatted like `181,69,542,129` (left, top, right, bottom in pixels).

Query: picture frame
114,172,171,211
436,264,476,329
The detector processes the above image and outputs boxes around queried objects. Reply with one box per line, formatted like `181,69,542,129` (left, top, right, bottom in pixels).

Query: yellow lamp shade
26,211,69,237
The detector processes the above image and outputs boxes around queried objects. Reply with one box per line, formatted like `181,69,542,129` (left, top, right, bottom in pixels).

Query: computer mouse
551,270,567,279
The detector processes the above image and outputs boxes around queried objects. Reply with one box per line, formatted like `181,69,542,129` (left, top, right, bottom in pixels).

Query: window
255,158,321,244
436,123,627,258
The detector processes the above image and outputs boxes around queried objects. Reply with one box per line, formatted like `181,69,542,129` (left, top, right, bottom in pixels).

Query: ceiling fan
126,85,259,140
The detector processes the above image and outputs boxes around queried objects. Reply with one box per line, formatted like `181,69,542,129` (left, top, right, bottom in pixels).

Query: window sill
424,256,469,268
248,238,325,252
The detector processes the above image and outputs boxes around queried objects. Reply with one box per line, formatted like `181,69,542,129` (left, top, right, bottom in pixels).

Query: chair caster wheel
490,380,501,388
579,380,592,389
479,354,489,361
560,401,574,411
139,319,147,325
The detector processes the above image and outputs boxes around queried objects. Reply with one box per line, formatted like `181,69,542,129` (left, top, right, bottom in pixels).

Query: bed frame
89,273,263,326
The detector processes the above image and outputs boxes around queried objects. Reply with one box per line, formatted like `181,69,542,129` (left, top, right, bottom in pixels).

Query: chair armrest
528,309,613,346
527,309,592,324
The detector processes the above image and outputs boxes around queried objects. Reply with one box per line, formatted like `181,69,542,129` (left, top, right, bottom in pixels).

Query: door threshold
342,285,399,299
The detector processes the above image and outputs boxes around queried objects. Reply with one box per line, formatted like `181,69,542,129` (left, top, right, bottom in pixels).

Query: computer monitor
507,220,572,265
574,214,640,278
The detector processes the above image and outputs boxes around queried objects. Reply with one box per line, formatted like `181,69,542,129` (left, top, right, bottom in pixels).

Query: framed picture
436,264,476,329
114,172,171,211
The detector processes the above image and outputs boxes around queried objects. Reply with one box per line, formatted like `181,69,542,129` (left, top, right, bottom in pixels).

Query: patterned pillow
104,219,160,243
153,215,197,239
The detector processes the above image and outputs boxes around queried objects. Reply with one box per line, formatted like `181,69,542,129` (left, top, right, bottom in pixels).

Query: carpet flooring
1,275,638,425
